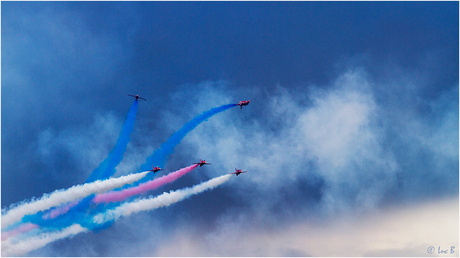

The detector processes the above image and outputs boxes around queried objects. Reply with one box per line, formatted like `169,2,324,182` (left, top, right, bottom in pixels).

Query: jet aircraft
149,166,164,173
194,159,211,167
237,100,250,109
231,168,247,176
128,94,147,101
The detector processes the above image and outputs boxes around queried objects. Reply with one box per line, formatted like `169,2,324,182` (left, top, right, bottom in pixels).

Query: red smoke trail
1,223,38,241
92,164,199,204
41,200,80,220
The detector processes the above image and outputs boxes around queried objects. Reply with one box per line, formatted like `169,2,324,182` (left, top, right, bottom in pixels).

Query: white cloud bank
154,196,458,256
179,69,405,215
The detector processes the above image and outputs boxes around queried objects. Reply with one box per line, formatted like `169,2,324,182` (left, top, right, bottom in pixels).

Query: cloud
35,112,124,181
175,69,400,217
146,64,458,240
152,196,458,256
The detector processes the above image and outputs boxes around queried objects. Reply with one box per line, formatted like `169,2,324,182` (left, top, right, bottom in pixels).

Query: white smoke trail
2,171,150,228
1,224,88,257
1,174,231,256
93,174,232,225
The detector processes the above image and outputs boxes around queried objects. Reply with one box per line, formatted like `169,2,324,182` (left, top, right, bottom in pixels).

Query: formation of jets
237,100,250,109
127,94,249,177
149,160,248,177
193,159,248,177
128,94,148,101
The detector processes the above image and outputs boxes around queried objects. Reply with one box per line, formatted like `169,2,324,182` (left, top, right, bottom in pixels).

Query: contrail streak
2,171,150,228
1,224,88,257
93,164,199,204
92,174,232,225
86,100,139,183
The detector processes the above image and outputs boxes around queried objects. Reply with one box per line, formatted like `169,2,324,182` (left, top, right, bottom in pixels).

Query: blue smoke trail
85,100,139,183
138,104,237,183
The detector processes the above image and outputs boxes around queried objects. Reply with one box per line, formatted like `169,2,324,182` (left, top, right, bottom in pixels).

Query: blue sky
2,1,459,256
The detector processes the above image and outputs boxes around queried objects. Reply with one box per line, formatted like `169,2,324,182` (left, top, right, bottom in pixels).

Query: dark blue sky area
78,1,458,88
4,2,458,90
